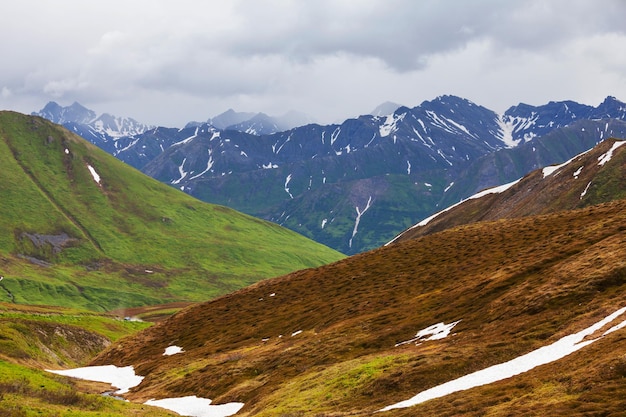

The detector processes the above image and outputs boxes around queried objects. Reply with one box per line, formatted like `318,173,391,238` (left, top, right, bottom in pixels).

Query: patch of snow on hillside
114,138,140,156
437,149,453,166
542,164,565,178
395,320,461,347
597,140,626,166
379,113,406,138
145,396,244,417
330,127,341,145
417,118,427,132
284,174,294,198
173,127,199,147
573,166,584,178
86,164,101,184
580,181,592,199
349,196,372,248
262,162,279,169
444,117,476,139
380,306,626,412
604,317,626,335
542,148,592,178
164,345,184,356
48,365,244,416
321,219,328,229
190,150,214,180
172,158,188,184
417,321,459,340
406,160,411,175
496,115,520,148
274,134,292,154
47,365,143,394
426,111,455,134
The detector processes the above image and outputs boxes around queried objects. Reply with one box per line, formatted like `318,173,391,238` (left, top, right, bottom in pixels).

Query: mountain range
33,96,626,255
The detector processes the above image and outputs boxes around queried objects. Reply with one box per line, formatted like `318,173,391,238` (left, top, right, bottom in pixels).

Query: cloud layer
2,0,625,126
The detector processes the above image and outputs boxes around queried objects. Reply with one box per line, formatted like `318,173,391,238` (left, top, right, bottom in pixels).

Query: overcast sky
1,0,625,127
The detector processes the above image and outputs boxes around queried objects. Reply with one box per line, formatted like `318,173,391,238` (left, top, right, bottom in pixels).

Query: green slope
0,111,344,311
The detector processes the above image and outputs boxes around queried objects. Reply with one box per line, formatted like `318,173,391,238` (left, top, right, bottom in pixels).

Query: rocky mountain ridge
33,96,626,254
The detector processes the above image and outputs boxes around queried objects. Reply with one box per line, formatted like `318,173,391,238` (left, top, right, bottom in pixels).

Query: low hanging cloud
1,0,625,126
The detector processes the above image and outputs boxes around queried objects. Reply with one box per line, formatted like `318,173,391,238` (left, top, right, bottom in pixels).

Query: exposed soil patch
20,232,78,254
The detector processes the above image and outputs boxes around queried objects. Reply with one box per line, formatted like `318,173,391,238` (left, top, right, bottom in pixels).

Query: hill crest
390,137,626,243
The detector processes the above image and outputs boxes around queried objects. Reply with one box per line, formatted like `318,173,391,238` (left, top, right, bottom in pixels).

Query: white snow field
46,364,244,417
145,396,244,417
47,365,142,395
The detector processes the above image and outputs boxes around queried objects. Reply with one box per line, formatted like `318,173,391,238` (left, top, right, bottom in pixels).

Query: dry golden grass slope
93,193,626,415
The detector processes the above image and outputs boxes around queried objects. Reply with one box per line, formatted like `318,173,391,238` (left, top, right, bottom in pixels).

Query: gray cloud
1,0,625,126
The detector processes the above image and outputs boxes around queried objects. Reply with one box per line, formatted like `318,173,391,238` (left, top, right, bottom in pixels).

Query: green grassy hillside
0,111,344,311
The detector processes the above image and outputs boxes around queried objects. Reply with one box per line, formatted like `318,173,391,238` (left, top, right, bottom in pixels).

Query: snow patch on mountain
496,115,521,148
542,148,593,178
379,112,406,138
173,127,199,147
47,365,243,417
172,158,188,184
349,196,372,248
597,140,626,166
86,164,101,185
580,181,592,199
573,166,584,178
284,174,294,199
190,150,215,180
